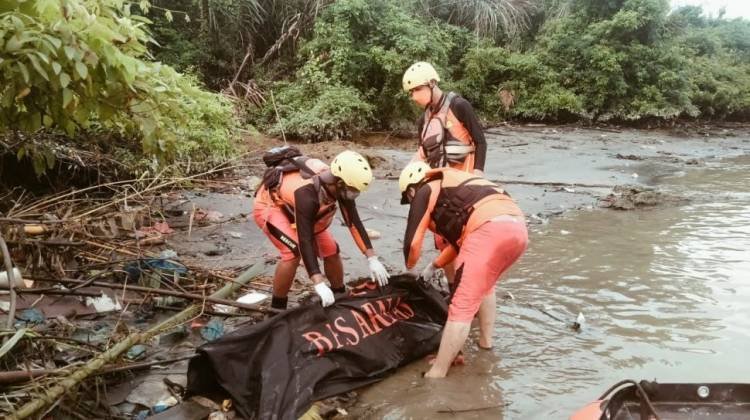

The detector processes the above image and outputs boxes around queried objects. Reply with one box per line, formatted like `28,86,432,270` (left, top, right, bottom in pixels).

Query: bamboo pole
0,232,18,332
8,262,265,420
0,355,195,385
17,277,273,314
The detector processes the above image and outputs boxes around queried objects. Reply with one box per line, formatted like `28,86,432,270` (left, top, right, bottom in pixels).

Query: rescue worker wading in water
253,150,390,310
402,61,488,284
399,161,528,378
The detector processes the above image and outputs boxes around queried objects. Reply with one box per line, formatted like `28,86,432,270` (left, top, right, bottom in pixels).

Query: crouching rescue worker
253,148,390,310
399,161,528,378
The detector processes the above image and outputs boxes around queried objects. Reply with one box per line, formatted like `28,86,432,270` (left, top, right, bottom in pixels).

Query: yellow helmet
399,161,431,203
402,62,440,92
331,150,373,192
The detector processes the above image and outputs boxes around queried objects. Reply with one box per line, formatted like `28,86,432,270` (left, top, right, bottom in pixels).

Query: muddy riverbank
168,124,750,281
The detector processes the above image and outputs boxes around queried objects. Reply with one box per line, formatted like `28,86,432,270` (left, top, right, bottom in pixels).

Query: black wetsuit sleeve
403,183,432,267
338,197,373,253
451,96,487,171
294,185,322,277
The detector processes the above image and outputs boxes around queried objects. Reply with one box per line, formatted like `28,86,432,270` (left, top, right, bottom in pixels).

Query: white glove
368,256,390,287
314,282,335,307
420,263,437,281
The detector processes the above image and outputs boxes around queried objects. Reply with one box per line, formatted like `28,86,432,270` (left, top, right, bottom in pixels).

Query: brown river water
352,154,750,419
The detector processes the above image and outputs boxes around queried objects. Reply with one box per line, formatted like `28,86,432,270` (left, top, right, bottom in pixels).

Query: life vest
420,92,474,168
427,170,508,249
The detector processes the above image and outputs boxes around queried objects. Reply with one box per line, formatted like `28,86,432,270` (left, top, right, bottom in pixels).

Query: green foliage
149,0,325,89
260,61,374,141
456,44,581,120
0,0,237,174
5,0,749,165
305,0,460,124
668,8,750,119
534,0,697,120
256,0,749,132
414,0,538,40
171,74,237,162
252,0,466,141
688,56,750,119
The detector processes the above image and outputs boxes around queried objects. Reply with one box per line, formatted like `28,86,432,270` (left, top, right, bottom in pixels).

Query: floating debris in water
572,312,586,331
366,228,381,239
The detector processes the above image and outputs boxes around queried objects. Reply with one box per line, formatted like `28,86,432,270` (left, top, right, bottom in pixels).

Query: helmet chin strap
426,82,443,112
427,82,435,111
425,85,433,111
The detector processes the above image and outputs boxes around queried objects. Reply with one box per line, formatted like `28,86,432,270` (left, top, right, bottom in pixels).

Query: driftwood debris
8,262,264,420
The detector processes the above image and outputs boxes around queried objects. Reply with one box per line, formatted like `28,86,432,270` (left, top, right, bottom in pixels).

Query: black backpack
257,146,315,194
262,145,303,167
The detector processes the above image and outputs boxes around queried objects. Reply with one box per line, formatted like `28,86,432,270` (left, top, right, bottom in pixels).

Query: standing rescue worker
253,150,390,310
398,161,528,378
402,62,488,282
402,61,487,175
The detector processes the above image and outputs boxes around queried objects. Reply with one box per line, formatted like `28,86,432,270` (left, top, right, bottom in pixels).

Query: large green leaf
75,61,88,79
17,61,30,83
62,88,73,108
28,54,49,81
59,71,71,88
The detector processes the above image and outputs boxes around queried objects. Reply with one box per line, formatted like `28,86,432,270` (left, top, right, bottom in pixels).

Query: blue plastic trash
14,308,44,327
200,318,225,342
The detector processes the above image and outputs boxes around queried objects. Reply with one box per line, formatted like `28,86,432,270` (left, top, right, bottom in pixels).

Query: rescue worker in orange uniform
399,161,528,378
253,150,390,310
402,61,487,175
402,62,488,282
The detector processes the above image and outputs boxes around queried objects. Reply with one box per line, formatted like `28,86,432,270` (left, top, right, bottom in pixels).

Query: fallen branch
17,277,274,314
490,179,615,189
229,44,253,89
0,355,195,386
8,262,264,420
0,231,18,331
4,239,85,247
9,176,161,218
0,328,26,359
484,129,511,136
81,240,262,286
437,403,508,414
257,13,301,67
590,126,622,134
0,218,67,225
11,162,242,220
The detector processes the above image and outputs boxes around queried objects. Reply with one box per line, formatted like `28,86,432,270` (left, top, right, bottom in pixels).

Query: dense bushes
0,0,237,174
250,0,465,140
4,0,750,155
242,0,750,141
456,44,581,120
